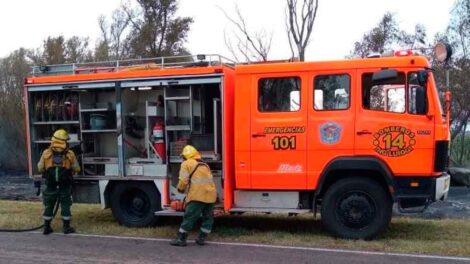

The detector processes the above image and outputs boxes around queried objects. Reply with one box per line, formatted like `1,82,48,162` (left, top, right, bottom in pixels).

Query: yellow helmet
52,129,70,141
181,145,200,160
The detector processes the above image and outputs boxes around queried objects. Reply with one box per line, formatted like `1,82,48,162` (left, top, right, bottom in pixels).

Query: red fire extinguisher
153,121,166,162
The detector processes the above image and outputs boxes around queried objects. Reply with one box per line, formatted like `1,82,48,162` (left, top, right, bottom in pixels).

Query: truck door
250,74,307,189
355,69,435,175
307,72,355,188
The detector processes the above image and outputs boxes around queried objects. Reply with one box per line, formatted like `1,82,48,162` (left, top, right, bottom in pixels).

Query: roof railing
30,54,236,77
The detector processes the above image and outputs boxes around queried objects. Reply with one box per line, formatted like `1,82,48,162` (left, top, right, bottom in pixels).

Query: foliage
97,0,193,60
445,0,470,140
0,49,30,170
350,13,427,58
451,133,470,167
26,36,93,65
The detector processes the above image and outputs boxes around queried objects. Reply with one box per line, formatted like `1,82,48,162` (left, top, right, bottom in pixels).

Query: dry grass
1,200,469,257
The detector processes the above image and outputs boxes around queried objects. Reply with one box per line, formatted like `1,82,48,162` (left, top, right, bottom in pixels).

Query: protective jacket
177,155,217,204
38,139,80,175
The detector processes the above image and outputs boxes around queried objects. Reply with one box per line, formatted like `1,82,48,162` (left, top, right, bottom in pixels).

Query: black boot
195,232,208,246
43,220,53,235
63,220,76,234
170,232,187,246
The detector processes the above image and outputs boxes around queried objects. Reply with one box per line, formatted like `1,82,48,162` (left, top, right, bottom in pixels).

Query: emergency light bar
394,50,414,57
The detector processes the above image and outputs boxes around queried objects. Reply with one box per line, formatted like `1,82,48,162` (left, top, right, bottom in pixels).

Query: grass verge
0,200,469,257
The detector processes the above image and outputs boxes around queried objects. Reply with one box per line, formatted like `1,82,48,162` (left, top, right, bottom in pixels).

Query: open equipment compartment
120,80,223,198
79,87,118,177
28,89,81,175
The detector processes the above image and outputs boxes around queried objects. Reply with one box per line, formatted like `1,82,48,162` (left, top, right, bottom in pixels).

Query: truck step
154,209,184,217
229,207,311,214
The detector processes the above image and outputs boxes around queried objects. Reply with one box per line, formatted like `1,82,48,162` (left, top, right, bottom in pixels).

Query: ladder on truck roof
30,54,235,77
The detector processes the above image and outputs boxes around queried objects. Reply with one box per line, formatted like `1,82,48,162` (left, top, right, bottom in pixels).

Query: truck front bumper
434,172,450,201
395,173,451,213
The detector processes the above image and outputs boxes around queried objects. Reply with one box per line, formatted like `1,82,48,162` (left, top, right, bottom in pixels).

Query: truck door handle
252,133,266,138
356,130,372,135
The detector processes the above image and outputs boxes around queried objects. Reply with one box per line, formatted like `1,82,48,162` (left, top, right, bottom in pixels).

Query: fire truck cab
25,50,451,239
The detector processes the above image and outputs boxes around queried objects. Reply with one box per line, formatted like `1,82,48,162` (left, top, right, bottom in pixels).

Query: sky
0,0,456,61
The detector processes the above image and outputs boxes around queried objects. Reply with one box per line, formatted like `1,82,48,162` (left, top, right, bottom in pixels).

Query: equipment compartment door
250,74,307,189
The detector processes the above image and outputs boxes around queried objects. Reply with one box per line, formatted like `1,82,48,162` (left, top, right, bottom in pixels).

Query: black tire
320,177,392,240
110,182,161,227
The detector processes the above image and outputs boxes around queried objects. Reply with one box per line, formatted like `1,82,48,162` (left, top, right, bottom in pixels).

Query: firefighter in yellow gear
170,145,217,246
37,129,80,235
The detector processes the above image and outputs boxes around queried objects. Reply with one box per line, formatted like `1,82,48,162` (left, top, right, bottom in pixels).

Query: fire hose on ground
0,180,60,232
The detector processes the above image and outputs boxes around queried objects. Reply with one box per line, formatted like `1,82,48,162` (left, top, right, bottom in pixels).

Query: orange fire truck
24,46,451,239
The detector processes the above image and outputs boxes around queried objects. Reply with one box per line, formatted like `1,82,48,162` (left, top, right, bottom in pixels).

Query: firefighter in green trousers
37,129,80,235
170,145,217,246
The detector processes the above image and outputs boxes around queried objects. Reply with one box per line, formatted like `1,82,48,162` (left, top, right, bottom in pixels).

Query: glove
171,200,186,212
34,180,42,196
34,180,41,188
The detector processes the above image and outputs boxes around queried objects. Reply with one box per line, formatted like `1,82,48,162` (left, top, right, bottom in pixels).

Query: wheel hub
133,197,144,210
120,188,150,219
337,192,376,229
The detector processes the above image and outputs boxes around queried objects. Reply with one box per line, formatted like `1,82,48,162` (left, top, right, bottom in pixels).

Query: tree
350,13,402,58
97,9,132,60
286,0,319,61
350,13,429,58
400,24,427,50
28,36,93,65
0,49,30,170
221,4,272,62
446,0,470,143
94,40,111,61
65,36,93,63
449,0,470,59
123,0,193,58
42,36,66,65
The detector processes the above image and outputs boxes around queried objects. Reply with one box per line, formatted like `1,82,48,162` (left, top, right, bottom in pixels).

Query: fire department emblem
320,122,342,144
373,126,416,157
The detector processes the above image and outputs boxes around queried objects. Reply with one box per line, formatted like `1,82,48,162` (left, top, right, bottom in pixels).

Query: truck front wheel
320,177,392,240
110,182,161,227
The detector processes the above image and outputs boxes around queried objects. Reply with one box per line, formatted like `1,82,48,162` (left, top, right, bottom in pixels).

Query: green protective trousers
42,167,73,221
179,201,215,234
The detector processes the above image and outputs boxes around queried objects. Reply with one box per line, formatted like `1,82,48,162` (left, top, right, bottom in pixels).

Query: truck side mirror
417,70,428,87
372,69,398,84
415,86,427,115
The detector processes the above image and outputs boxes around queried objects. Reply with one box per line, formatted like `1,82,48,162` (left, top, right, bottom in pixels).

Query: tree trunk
451,111,470,140
459,120,468,165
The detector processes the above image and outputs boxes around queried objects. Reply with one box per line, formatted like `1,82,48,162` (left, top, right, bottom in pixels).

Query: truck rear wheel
320,177,392,240
110,182,161,227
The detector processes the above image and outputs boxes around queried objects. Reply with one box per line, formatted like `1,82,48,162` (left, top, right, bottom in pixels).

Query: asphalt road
0,232,469,264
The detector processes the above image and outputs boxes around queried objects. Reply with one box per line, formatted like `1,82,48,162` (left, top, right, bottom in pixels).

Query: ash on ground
0,172,40,201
